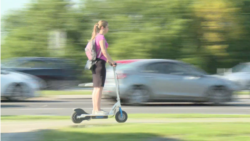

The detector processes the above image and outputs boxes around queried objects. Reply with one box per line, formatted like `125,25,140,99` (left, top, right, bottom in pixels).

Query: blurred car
221,62,250,90
103,59,240,105
1,68,42,101
1,57,81,90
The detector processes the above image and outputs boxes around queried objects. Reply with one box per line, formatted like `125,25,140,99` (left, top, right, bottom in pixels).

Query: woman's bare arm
99,40,115,64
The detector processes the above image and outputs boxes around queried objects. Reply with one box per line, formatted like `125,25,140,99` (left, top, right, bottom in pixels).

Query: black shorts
91,58,106,87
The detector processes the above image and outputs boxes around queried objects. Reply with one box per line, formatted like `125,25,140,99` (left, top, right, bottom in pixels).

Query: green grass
236,91,250,95
41,90,92,96
2,114,250,121
42,123,250,141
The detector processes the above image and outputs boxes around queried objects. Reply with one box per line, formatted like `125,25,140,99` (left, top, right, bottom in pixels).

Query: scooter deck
80,113,112,119
74,109,113,119
77,114,110,119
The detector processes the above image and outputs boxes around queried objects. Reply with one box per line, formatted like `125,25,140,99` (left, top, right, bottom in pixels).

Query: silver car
103,59,240,105
221,62,250,90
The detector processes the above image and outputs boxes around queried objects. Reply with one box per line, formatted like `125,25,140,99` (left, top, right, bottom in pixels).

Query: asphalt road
1,97,250,116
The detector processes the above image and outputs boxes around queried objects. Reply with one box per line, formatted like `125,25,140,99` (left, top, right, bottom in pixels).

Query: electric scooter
71,64,128,124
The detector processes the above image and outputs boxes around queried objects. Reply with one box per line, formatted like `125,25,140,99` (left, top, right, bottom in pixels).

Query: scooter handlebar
109,62,117,67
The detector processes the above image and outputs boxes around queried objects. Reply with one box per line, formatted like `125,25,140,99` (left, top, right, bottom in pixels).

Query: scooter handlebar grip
109,62,117,67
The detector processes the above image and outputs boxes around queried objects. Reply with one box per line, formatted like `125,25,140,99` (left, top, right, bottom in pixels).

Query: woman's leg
96,87,103,111
92,88,97,111
92,87,103,111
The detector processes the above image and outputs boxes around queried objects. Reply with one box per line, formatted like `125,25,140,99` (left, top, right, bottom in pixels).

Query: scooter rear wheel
72,112,83,124
115,111,128,123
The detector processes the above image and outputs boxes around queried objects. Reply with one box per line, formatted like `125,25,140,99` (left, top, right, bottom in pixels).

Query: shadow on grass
1,129,185,141
42,129,185,141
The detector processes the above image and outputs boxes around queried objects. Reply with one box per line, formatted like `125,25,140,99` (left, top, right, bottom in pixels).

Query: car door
165,63,208,100
140,62,183,100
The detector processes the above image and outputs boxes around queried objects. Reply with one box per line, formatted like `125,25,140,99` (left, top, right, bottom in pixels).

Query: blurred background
1,0,250,141
1,0,250,99
2,0,250,73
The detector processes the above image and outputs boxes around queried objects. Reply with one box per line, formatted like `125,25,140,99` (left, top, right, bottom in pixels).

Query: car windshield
107,61,140,70
232,63,250,73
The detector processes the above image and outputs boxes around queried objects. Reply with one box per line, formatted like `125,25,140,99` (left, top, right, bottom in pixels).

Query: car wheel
127,86,150,105
6,85,27,101
208,86,231,105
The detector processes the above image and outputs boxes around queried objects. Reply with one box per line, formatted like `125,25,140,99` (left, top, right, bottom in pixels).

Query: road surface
1,98,250,115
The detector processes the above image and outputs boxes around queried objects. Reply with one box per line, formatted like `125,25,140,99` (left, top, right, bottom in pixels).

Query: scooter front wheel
115,111,128,123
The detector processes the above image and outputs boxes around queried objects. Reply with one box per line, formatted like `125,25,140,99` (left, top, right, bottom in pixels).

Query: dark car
2,57,81,90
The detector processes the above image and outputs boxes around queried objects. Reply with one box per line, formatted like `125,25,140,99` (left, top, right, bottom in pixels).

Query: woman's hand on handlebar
108,60,117,67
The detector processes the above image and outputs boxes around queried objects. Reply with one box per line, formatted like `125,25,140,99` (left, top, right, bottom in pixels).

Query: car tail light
116,73,127,79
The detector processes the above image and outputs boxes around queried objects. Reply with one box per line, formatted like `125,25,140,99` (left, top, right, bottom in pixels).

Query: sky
1,0,31,17
0,0,80,44
1,0,81,17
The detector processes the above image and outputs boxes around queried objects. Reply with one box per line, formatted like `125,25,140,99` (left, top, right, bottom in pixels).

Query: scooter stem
113,66,121,102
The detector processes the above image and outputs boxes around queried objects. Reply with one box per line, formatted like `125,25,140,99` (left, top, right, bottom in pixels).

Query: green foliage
2,0,250,80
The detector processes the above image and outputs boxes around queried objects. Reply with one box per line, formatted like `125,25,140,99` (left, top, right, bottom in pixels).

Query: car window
18,60,62,69
166,63,206,76
18,60,48,68
1,59,25,68
143,63,167,74
44,61,67,69
164,63,189,75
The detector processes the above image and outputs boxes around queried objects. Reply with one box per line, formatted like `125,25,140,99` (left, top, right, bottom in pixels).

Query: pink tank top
95,34,109,61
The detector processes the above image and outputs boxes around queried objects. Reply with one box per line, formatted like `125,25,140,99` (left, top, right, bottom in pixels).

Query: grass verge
41,90,92,96
236,91,250,95
42,123,250,141
2,114,250,121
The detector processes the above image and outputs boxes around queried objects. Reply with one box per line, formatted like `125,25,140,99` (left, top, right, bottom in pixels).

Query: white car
1,68,43,101
221,62,250,90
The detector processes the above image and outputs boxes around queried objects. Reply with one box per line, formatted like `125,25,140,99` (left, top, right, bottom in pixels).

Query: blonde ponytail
91,23,99,40
90,20,108,40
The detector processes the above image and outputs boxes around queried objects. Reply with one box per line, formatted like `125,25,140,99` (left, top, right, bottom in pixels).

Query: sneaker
92,109,108,114
93,110,108,115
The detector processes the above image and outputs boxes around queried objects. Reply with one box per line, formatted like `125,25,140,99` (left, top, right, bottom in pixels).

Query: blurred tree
2,0,250,78
224,0,250,68
181,0,245,73
2,0,72,59
1,0,93,81
83,0,192,61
